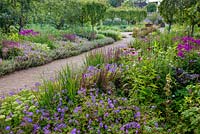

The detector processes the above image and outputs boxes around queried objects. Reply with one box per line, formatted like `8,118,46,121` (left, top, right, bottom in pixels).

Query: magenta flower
177,51,184,58
19,29,39,36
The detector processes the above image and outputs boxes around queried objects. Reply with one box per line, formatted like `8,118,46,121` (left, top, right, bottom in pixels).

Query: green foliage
146,3,157,13
96,34,106,39
0,90,38,132
85,0,108,32
106,7,147,24
159,0,178,32
22,34,56,49
84,52,105,67
108,0,124,7
98,30,122,41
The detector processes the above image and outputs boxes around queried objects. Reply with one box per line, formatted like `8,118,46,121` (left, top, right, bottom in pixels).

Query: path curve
0,32,133,95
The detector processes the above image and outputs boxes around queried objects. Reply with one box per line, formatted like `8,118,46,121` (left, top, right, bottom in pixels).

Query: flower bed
0,31,199,133
0,28,115,77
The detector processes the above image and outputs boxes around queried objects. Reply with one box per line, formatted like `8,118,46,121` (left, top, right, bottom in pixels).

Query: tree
178,0,200,36
0,0,15,33
146,3,157,12
159,0,178,32
0,0,38,32
85,0,108,33
121,0,135,8
109,0,124,7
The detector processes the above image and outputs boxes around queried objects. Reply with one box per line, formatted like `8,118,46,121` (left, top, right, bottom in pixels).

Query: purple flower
155,122,159,128
134,106,140,111
134,112,141,118
78,88,86,95
16,99,22,104
17,129,24,134
100,122,103,128
35,82,41,87
115,109,120,113
27,118,32,123
27,112,33,116
122,122,140,129
5,126,10,131
120,127,124,131
33,124,40,131
86,114,89,118
177,51,184,57
44,129,51,134
91,94,96,103
9,91,15,96
71,128,77,134
87,66,97,72
104,125,108,129
104,112,109,117
73,106,81,113
23,116,32,123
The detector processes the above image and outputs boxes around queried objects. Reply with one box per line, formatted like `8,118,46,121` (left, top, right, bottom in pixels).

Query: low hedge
98,30,122,41
0,37,115,77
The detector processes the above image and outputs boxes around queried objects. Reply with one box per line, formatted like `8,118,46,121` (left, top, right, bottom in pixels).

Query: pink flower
0,58,2,64
138,57,142,61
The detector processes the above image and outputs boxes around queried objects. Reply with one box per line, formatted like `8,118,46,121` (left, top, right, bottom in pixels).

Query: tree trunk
168,22,172,33
91,25,95,40
191,24,195,37
19,16,23,32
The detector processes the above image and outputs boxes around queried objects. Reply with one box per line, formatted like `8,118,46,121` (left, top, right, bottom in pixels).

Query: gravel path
0,32,133,95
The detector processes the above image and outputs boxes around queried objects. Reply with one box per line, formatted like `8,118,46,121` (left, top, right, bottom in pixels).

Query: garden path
0,32,133,95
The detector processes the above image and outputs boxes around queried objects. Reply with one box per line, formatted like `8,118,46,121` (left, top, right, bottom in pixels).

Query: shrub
62,34,76,42
96,34,106,39
98,30,122,41
1,40,23,59
21,34,56,49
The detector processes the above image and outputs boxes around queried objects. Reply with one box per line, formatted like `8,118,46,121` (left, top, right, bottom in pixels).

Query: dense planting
0,30,199,133
1,0,200,133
